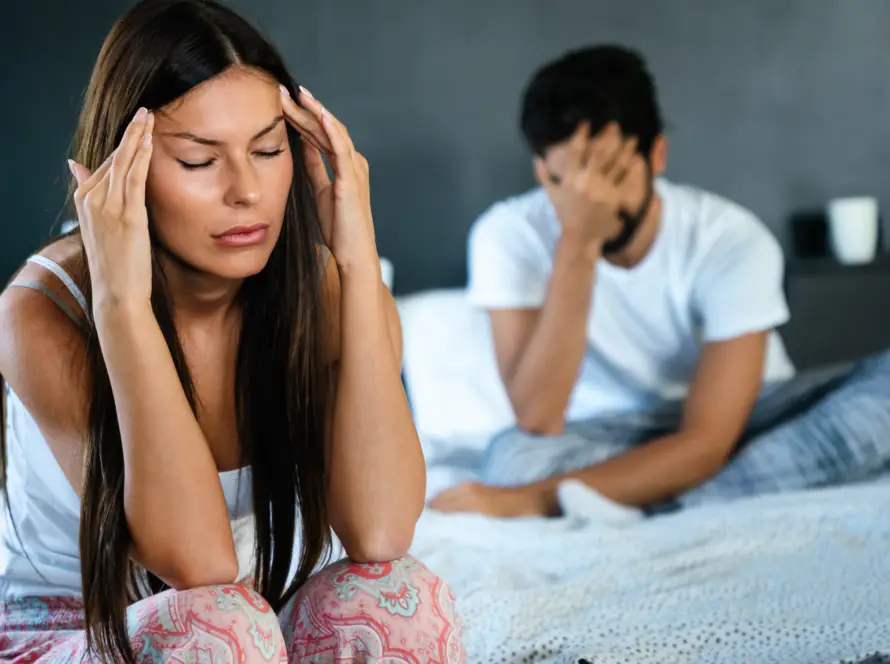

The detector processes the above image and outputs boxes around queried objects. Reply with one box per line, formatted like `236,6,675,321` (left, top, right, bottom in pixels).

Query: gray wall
3,0,890,294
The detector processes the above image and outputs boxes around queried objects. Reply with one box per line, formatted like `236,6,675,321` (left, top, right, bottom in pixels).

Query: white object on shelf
380,256,394,290
827,196,879,265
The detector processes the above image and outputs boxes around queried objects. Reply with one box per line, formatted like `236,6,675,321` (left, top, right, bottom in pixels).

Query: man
430,45,890,517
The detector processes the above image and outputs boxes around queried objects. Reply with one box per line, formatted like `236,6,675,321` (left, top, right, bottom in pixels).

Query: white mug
827,196,879,264
379,256,394,291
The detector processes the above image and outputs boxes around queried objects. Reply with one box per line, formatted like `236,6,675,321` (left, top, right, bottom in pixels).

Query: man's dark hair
520,45,664,157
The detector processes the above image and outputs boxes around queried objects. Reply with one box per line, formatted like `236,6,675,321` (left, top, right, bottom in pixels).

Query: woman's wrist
334,246,382,284
93,298,158,352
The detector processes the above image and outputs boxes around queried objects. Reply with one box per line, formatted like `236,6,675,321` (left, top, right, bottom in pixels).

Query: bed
397,289,890,664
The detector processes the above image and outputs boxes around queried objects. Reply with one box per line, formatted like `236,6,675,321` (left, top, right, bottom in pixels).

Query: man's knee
285,555,465,662
131,584,285,663
481,426,580,485
481,426,542,484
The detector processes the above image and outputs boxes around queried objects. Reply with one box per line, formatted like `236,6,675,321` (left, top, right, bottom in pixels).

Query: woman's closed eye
177,148,286,171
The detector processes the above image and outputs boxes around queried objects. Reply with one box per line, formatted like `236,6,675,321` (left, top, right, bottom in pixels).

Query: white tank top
0,256,257,598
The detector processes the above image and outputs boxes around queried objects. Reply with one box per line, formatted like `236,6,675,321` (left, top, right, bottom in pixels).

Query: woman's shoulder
0,235,89,374
0,235,91,495
0,235,86,326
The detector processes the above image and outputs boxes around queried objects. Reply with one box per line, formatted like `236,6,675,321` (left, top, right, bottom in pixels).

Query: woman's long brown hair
1,1,333,661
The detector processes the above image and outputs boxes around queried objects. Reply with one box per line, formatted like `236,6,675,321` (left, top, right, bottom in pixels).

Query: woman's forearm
329,265,425,561
95,303,237,588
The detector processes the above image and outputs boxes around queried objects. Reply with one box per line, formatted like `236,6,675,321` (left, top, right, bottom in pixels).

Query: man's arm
490,238,599,435
490,123,639,434
530,330,769,510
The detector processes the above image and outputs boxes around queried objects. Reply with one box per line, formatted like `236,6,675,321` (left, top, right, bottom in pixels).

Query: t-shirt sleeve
466,205,550,309
692,210,790,342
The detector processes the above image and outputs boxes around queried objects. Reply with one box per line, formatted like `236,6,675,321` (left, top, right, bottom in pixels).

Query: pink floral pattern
0,555,465,663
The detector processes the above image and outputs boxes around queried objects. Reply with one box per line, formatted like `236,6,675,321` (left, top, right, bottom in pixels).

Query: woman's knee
284,555,465,662
129,584,285,663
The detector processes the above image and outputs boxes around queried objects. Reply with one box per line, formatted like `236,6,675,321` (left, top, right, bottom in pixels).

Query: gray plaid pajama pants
480,350,890,509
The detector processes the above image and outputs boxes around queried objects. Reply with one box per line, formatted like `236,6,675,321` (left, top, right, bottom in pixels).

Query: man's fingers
621,154,648,190
428,485,471,510
107,108,152,209
565,122,591,175
606,136,639,183
588,122,622,173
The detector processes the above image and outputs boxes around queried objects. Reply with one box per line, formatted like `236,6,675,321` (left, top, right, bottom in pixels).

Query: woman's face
146,66,293,280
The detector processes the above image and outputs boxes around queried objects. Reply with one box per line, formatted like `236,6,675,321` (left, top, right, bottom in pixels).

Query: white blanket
411,476,890,663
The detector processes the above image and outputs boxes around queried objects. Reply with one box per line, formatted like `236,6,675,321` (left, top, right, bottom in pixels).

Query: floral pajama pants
0,555,465,663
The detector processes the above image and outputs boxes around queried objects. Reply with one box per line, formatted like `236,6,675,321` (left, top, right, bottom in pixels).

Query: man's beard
602,178,655,257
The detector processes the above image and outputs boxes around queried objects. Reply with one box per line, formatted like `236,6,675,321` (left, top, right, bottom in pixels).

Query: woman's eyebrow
161,115,284,146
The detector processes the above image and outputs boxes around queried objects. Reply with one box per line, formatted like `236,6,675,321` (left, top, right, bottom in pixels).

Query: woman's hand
279,85,377,274
69,108,155,313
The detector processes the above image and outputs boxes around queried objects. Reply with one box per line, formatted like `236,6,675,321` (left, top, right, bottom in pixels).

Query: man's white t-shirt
467,178,795,420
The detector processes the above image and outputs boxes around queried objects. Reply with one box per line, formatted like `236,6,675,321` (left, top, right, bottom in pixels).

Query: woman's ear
649,135,668,176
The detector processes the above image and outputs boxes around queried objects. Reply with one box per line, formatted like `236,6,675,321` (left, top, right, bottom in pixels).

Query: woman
0,1,464,662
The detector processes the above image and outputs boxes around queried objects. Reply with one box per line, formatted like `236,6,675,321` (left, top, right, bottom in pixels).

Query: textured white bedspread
411,474,890,663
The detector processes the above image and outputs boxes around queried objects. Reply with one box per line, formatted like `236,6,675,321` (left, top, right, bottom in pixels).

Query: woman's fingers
296,88,358,161
70,154,114,222
302,139,331,194
124,123,154,219
314,108,358,184
72,150,114,191
279,85,333,154
107,108,152,210
72,165,112,227
68,160,92,187
298,87,356,153
290,86,367,195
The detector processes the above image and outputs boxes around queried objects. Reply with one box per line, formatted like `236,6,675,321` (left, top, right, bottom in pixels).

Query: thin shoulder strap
26,256,88,315
7,280,86,331
7,256,89,330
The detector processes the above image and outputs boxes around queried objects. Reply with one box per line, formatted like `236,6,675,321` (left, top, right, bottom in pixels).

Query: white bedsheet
412,468,890,663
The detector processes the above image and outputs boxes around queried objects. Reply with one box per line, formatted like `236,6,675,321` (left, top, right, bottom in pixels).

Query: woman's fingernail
279,84,291,100
299,85,313,99
134,107,148,121
67,159,76,176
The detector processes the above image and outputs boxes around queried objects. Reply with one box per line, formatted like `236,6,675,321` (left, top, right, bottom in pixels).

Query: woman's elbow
166,555,239,591
342,524,416,564
138,547,239,591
